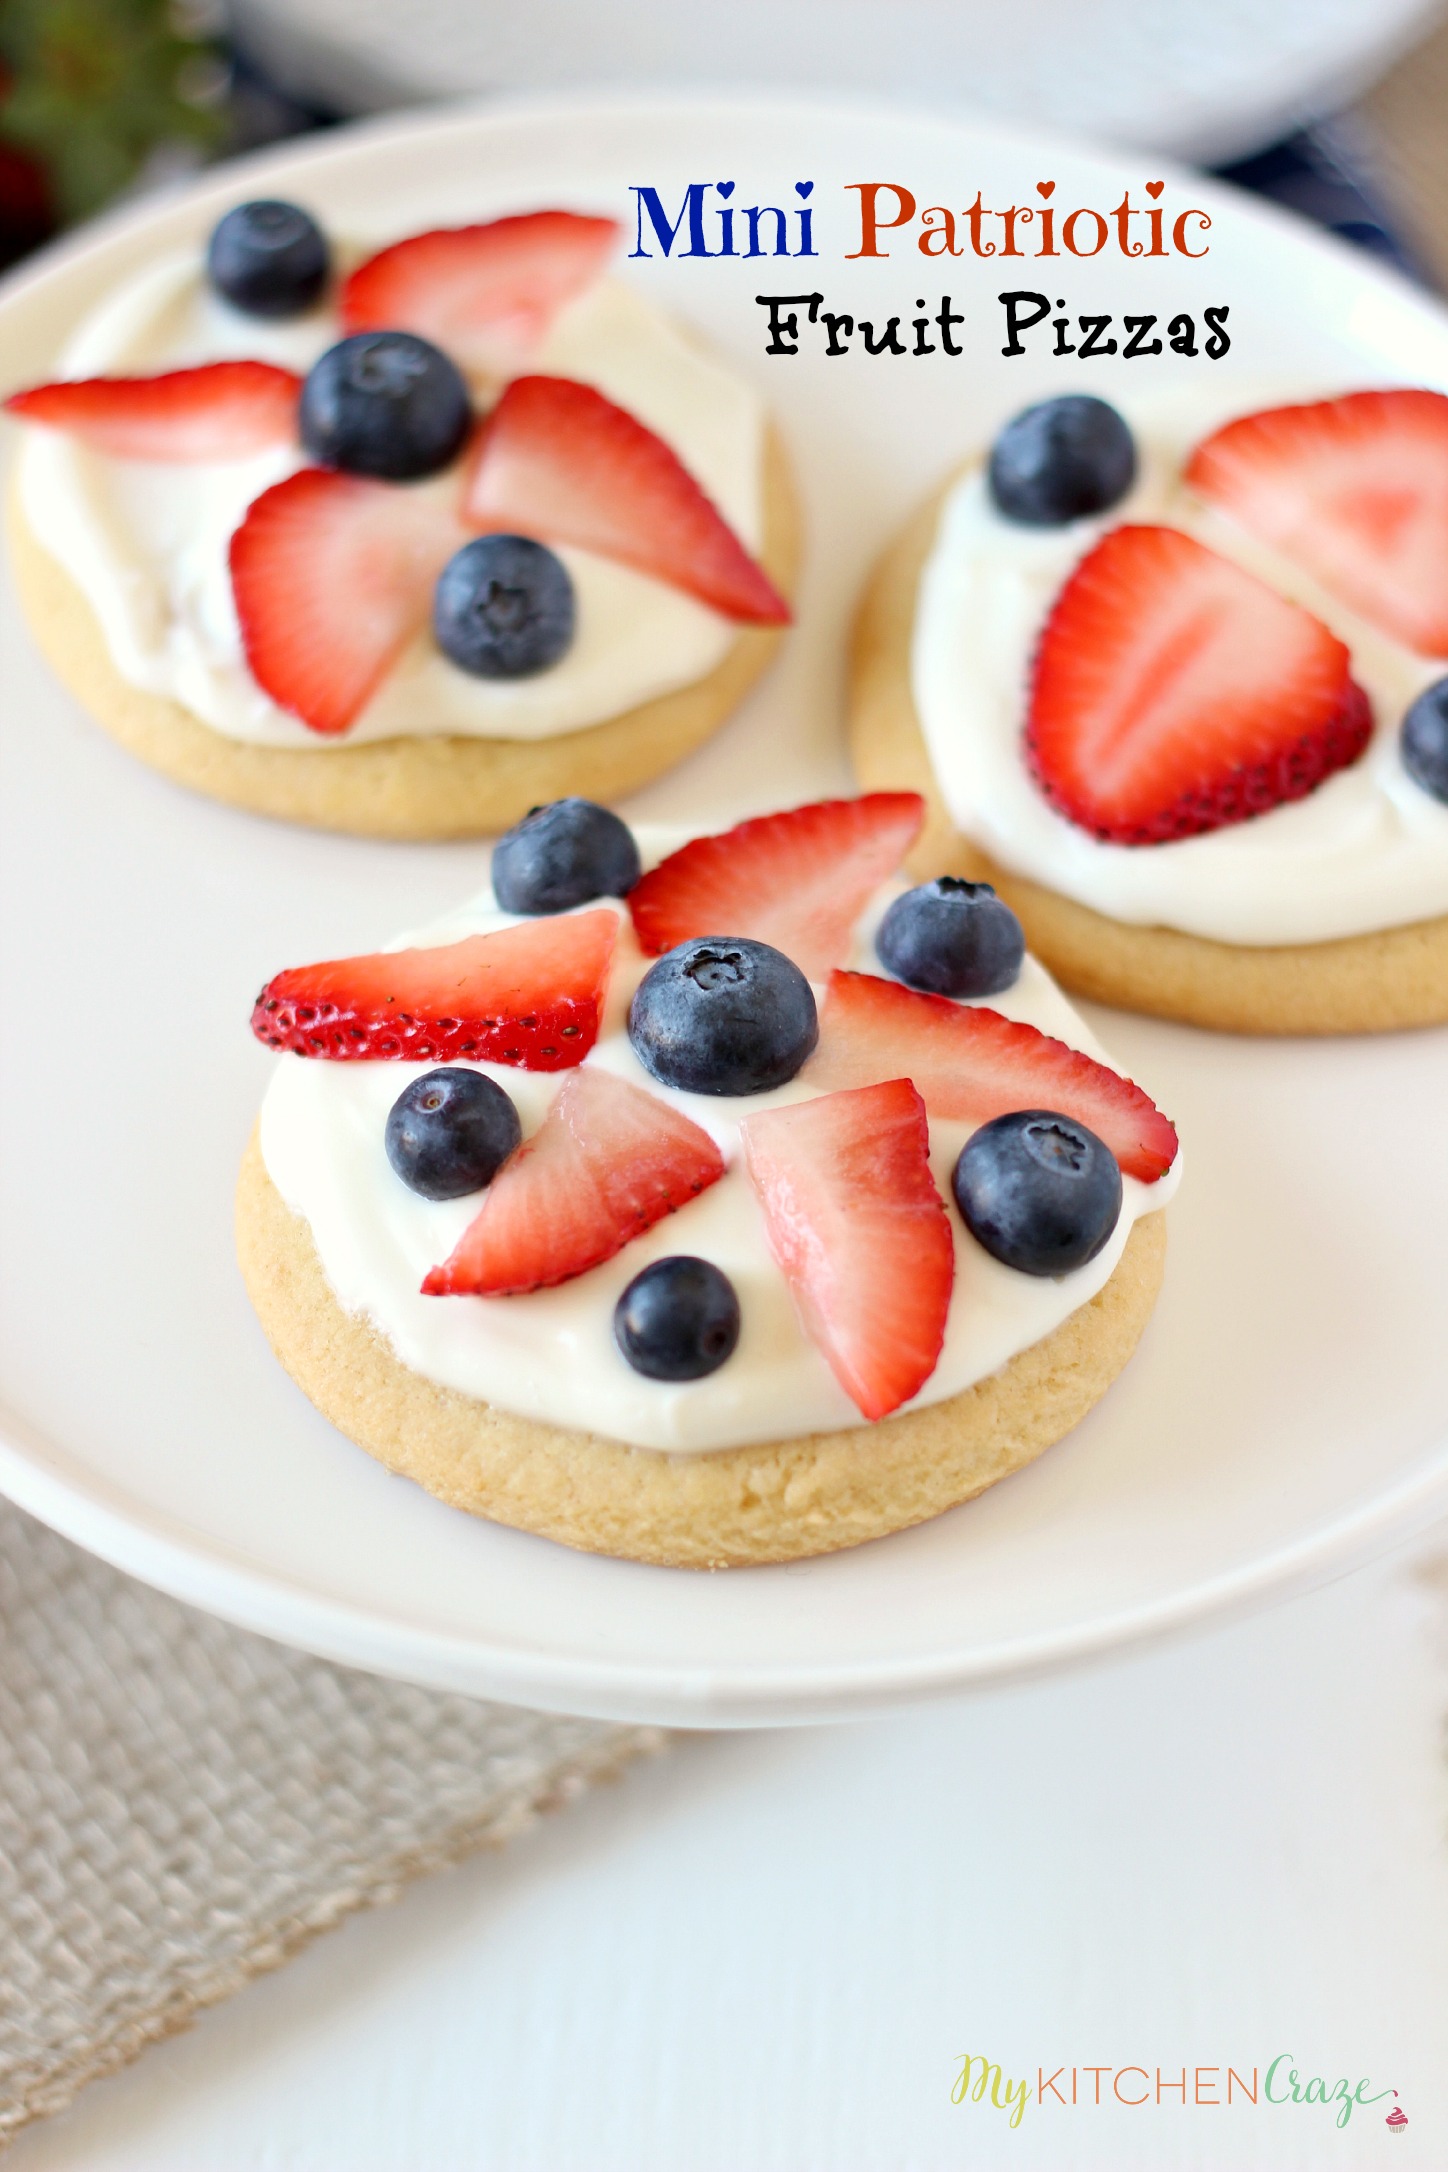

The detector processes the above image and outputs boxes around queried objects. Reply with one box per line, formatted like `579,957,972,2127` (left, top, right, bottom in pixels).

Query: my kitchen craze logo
629,179,1229,363
951,2053,1405,2133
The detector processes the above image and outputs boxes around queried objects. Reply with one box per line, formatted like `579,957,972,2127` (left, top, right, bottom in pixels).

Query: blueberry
876,877,1025,998
1402,677,1448,803
952,1109,1121,1276
614,1256,741,1381
385,1067,521,1200
987,395,1136,526
206,200,330,319
492,797,640,914
299,333,469,481
628,938,818,1097
434,535,575,679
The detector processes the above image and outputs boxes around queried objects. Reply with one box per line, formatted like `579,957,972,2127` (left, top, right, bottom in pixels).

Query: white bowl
229,0,1440,161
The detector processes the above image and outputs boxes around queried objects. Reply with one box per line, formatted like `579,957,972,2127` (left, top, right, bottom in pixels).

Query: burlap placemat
0,1498,660,2148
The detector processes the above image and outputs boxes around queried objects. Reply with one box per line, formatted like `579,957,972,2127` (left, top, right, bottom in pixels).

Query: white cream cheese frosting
17,251,765,747
911,386,1448,947
257,830,1179,1455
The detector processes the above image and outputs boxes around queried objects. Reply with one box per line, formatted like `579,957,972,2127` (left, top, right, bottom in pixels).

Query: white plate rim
3,88,1447,1727
1,1392,1444,1723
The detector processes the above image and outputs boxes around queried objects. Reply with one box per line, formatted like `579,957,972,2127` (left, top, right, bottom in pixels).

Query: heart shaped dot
1145,180,1165,199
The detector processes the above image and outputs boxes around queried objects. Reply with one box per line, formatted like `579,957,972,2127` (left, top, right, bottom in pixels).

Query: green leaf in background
0,0,227,226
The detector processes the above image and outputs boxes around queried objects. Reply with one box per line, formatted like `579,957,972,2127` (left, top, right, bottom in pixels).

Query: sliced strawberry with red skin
1187,389,1448,655
423,1067,725,1296
5,361,301,460
230,468,467,735
808,972,1178,1184
740,1078,952,1421
629,794,924,981
1026,524,1371,844
461,374,789,624
250,909,617,1068
340,211,619,379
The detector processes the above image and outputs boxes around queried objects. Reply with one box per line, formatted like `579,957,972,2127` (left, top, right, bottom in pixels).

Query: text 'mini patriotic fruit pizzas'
6,198,796,836
237,792,1180,1567
851,386,1448,1033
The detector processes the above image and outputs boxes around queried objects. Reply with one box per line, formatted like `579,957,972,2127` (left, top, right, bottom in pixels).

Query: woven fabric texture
0,1499,660,2148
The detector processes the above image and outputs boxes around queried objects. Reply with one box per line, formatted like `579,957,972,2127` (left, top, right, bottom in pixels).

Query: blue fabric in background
1213,122,1429,284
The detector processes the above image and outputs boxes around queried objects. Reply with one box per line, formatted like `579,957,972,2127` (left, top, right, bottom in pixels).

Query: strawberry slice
1187,389,1448,655
5,362,301,459
250,909,617,1068
740,1079,952,1421
341,211,619,379
629,794,924,981
1026,524,1371,844
808,972,1178,1183
461,374,789,624
230,468,467,735
423,1067,725,1295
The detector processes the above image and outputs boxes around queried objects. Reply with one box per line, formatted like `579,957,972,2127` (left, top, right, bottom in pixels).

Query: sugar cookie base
848,487,1448,1035
235,1128,1166,1569
7,426,799,839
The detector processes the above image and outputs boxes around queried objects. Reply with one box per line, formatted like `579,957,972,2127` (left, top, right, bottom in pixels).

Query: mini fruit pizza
236,791,1180,1567
850,387,1448,1033
6,200,796,836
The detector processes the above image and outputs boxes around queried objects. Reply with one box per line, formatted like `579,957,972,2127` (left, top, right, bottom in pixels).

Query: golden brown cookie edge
235,1127,1166,1570
7,423,800,840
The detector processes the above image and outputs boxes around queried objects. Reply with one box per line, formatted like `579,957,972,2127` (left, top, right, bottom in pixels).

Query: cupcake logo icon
1387,2099,1408,2136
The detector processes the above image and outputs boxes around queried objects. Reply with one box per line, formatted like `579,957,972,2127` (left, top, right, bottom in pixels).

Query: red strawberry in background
4,362,301,460
1026,523,1372,844
341,211,620,380
230,468,468,735
740,1078,953,1420
0,135,53,269
1187,389,1448,655
423,1067,725,1295
250,908,617,1067
807,972,1178,1184
629,794,924,981
462,374,789,624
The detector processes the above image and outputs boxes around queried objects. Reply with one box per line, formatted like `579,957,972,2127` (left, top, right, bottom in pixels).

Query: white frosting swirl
911,391,1448,946
258,832,1178,1455
16,253,764,747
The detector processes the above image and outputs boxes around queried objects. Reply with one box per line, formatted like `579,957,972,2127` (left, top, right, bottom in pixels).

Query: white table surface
8,1527,1446,2170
